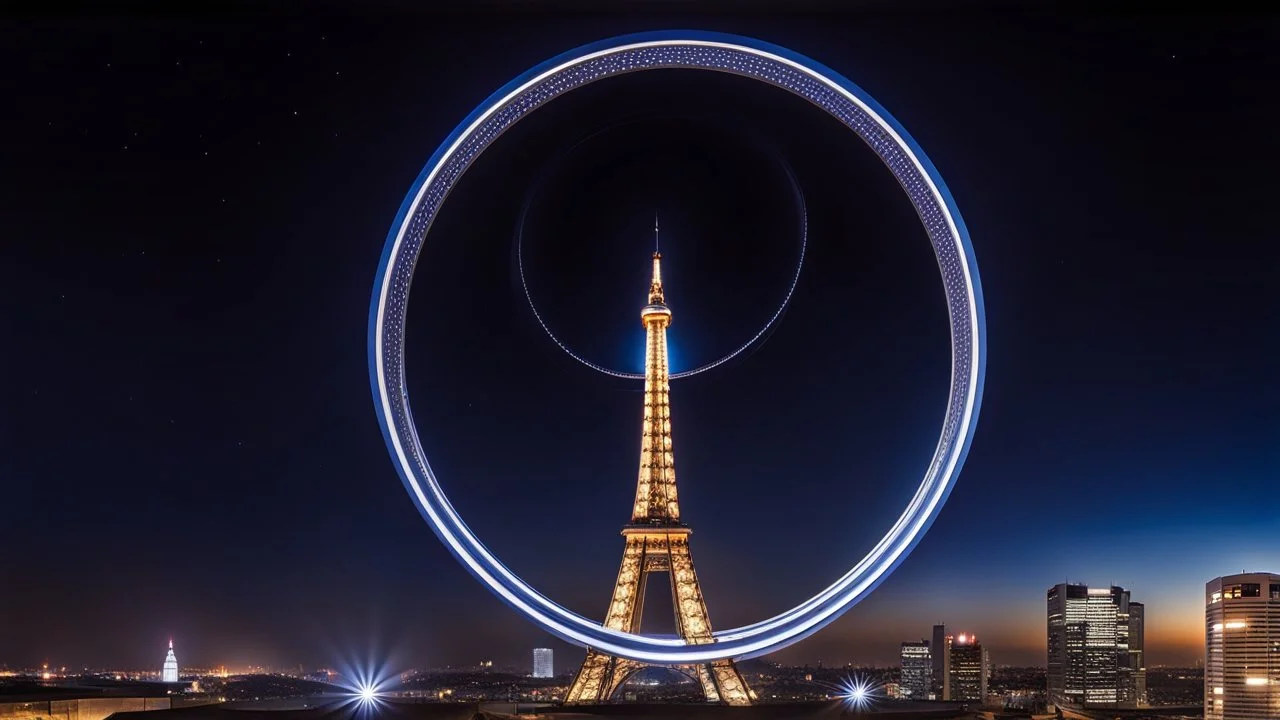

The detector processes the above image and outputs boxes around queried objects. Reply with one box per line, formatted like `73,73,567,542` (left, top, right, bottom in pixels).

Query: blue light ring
369,31,986,664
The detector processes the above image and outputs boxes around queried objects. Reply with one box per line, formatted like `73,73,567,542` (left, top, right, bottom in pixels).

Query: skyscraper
1129,601,1146,706
931,624,946,699
947,633,987,702
1046,583,1145,710
162,639,179,683
1205,572,1280,720
532,648,553,678
899,641,932,699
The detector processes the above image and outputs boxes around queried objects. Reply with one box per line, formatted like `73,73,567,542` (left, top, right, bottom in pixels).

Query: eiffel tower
565,221,753,706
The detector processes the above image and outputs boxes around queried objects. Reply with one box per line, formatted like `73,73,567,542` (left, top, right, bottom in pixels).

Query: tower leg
707,659,753,705
565,531,753,706
565,650,645,704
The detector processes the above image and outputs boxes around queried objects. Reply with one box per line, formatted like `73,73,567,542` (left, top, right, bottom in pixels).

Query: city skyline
3,5,1276,676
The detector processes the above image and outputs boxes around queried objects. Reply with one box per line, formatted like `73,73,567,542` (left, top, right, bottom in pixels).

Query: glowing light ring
515,141,808,380
369,31,986,664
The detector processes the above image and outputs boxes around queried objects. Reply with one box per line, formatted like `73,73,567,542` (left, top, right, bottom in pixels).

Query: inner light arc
515,138,808,381
370,31,985,664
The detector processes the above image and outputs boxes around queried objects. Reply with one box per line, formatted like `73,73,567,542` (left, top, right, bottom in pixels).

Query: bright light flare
345,678,387,713
336,662,395,713
823,674,880,711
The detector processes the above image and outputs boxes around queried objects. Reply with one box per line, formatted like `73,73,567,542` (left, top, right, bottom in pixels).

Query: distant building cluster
16,568,1280,715
898,624,989,704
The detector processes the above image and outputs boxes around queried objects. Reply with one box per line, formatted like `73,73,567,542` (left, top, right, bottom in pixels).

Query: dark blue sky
1,5,1277,672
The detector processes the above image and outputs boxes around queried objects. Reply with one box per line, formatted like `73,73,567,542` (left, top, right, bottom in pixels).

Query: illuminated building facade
947,634,987,702
1205,572,1280,720
565,248,752,706
533,648,553,679
899,641,932,699
162,639,179,683
1046,583,1145,710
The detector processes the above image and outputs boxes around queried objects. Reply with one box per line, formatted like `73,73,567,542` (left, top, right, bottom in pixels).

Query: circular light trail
514,131,808,380
369,31,986,664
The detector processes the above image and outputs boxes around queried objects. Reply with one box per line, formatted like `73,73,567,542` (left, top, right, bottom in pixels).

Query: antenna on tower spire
654,212,660,254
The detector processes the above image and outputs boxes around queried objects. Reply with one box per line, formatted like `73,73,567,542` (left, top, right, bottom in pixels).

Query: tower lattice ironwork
565,237,753,706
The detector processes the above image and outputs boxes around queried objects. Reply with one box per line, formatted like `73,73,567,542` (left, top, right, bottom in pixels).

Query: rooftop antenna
654,212,660,254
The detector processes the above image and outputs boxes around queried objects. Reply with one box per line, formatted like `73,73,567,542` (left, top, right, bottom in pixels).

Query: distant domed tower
162,639,179,682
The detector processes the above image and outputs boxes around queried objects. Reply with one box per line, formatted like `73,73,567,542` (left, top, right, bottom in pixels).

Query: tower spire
649,217,665,307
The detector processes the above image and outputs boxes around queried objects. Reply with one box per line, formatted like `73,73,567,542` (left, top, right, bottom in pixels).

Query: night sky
3,3,1278,673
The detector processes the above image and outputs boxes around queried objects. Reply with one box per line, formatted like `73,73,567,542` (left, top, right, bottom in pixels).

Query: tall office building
948,633,988,702
1129,601,1146,706
532,648,554,678
932,624,946,699
899,641,932,699
1205,573,1280,720
1046,583,1145,710
161,639,179,683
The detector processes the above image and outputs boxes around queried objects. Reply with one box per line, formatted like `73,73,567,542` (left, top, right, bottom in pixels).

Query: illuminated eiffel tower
565,221,753,706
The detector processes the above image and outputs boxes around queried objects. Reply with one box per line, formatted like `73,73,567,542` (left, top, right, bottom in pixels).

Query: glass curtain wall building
1046,583,1145,710
899,641,932,699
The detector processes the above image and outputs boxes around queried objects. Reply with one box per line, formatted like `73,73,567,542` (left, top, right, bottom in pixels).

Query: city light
835,674,880,711
345,678,386,712
336,659,395,713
